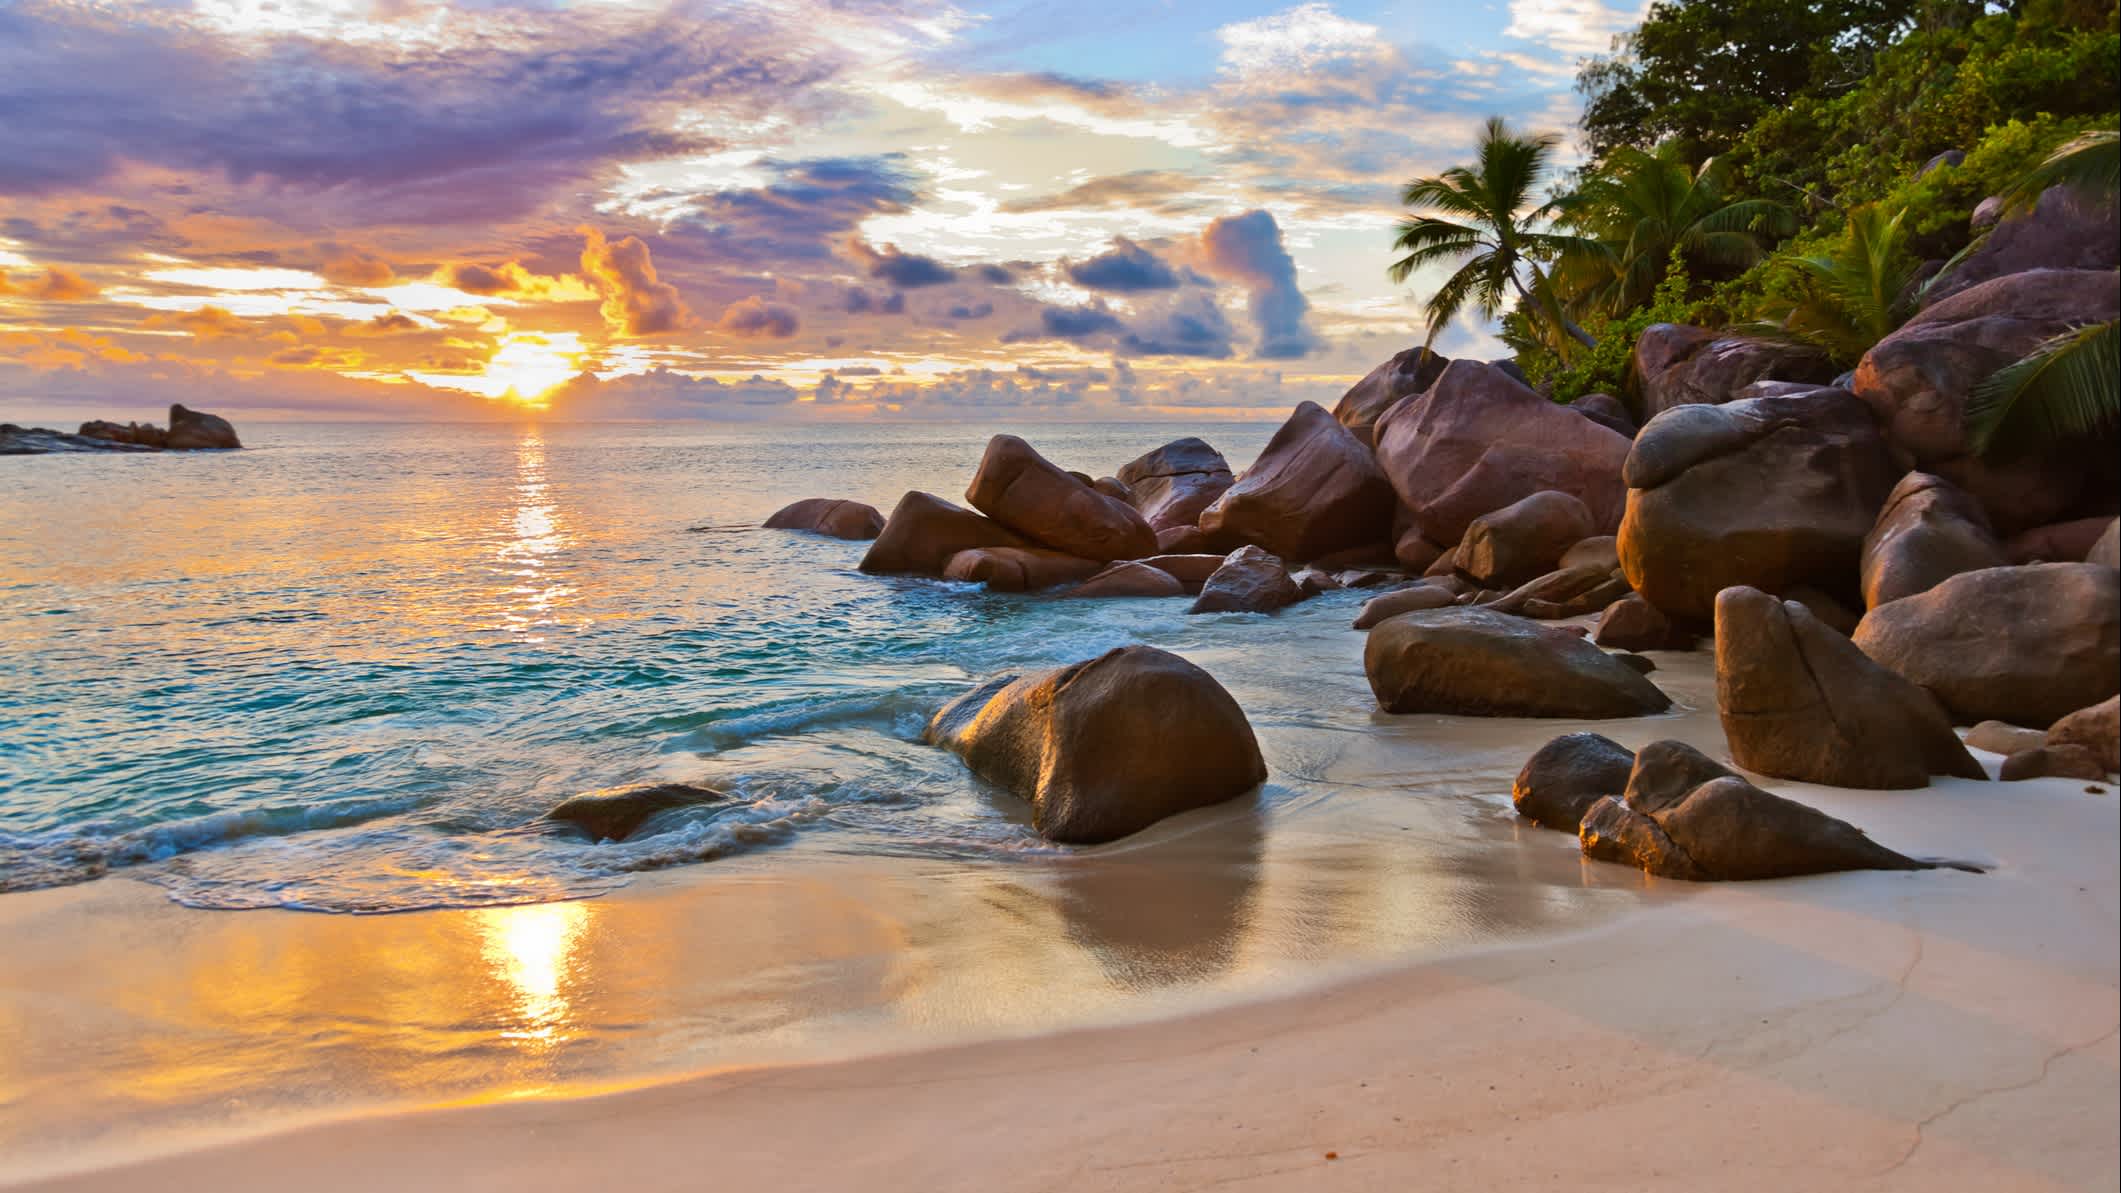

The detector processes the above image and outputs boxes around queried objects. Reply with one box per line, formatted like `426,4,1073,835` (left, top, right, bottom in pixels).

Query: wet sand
3,643,2116,1190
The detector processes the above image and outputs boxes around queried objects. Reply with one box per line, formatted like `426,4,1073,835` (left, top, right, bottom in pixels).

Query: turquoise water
0,421,1300,911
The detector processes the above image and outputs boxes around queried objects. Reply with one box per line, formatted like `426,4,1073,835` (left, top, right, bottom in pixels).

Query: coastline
7,752,2114,1192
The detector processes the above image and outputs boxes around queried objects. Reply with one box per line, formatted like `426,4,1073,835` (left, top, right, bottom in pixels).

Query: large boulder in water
77,419,167,448
944,547,1103,591
1859,472,2005,609
1456,490,1597,588
924,645,1267,844
1198,401,1395,562
1512,733,1636,832
1332,346,1449,447
1115,438,1234,535
1580,776,1936,882
1852,269,2121,534
547,782,724,842
764,498,886,540
1363,606,1671,718
1353,582,1458,629
1373,360,1631,547
1132,554,1227,592
861,491,1030,576
1715,586,1985,788
966,434,1158,562
1066,561,1187,599
1189,545,1305,614
1618,385,1898,622
1852,563,2121,727
164,404,241,450
1634,327,1835,416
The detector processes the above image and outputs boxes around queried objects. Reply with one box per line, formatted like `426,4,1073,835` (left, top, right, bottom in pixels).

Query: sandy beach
8,654,2114,1192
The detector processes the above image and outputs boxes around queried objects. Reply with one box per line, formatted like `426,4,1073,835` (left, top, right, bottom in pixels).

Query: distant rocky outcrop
925,645,1266,843
2,404,242,454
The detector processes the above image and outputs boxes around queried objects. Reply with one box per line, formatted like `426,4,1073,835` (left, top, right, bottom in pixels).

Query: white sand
12,758,2115,1192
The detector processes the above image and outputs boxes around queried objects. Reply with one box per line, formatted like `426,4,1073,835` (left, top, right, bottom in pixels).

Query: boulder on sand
547,782,724,842
1189,546,1306,615
1332,346,1450,447
1067,562,1187,599
1965,721,2047,758
1353,582,1458,629
1373,360,1632,547
1618,384,1898,622
764,498,886,540
2000,745,2108,782
1559,535,1620,574
1620,739,1737,816
860,491,1029,575
1581,775,1938,881
966,434,1158,562
1852,269,2121,534
1853,563,2121,728
1859,472,2005,609
1593,593,1693,652
2048,695,2120,774
1512,733,1635,831
924,645,1267,844
1363,606,1671,718
1456,490,1597,588
1115,438,1234,535
944,547,1103,592
1716,586,1985,789
1198,401,1395,562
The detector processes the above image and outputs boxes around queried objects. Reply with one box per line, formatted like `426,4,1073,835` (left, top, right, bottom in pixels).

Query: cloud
659,157,921,269
943,300,994,321
1066,238,1183,293
344,312,422,336
716,296,801,338
320,252,395,287
1503,0,1645,56
434,260,595,301
1195,210,1322,359
1118,295,1236,359
1030,303,1127,341
851,241,957,288
143,305,253,340
1217,3,1391,76
579,227,690,336
1,266,101,300
541,367,799,419
998,170,1206,215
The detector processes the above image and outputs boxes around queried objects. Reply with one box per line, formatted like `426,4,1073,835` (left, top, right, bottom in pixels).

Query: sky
0,0,1646,422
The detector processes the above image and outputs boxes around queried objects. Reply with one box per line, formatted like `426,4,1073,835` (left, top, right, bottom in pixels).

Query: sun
477,333,584,406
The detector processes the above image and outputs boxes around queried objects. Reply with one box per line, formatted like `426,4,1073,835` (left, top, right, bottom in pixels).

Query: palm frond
2002,129,2119,213
1964,320,2121,456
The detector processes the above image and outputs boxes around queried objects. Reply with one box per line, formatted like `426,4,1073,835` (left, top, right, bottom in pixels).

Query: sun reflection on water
496,430,575,637
474,901,592,1046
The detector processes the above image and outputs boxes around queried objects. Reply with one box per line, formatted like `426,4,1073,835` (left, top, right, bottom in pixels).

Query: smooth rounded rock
1364,606,1671,718
1513,733,1635,831
764,498,886,540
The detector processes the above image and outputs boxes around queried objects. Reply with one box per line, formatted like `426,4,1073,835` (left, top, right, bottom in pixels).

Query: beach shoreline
7,751,2114,1192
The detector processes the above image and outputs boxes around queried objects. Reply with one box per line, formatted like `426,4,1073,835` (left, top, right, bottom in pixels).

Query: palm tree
1968,128,2120,456
1771,203,1919,365
1553,145,1792,319
1390,117,1597,353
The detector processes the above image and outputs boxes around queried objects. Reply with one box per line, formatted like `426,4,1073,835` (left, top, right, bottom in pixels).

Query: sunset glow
0,0,1641,423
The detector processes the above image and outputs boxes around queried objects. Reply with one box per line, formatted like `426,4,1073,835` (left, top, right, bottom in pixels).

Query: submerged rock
966,434,1158,562
943,547,1102,592
1512,733,1636,831
1190,545,1305,615
547,782,724,842
1363,606,1670,718
1066,561,1187,599
763,498,886,540
1715,586,1985,789
924,645,1266,844
860,491,1029,576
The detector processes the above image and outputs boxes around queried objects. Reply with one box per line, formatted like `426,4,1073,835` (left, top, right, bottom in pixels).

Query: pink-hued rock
2000,745,2109,782
1188,546,1305,615
943,547,1103,592
1115,438,1234,535
1132,554,1228,592
1374,360,1631,547
1634,327,1835,416
1853,268,2121,534
1594,594,1694,652
1456,491,1598,588
861,491,1030,576
2005,517,2117,564
1332,346,1450,447
1066,562,1188,599
1570,393,1637,438
1926,186,2120,305
764,498,886,541
966,435,1158,562
1198,401,1395,562
1860,472,2005,609
2048,695,2119,774
1619,385,1897,622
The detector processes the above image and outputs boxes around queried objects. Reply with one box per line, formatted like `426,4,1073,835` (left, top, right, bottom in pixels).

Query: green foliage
2003,127,2121,209
1759,204,1920,365
1516,256,1705,403
1964,320,2121,455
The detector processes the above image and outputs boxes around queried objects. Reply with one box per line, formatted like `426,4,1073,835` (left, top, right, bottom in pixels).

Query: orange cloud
433,260,595,302
146,305,254,340
2,267,102,301
344,311,423,336
321,252,397,287
578,226,689,336
716,295,801,339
